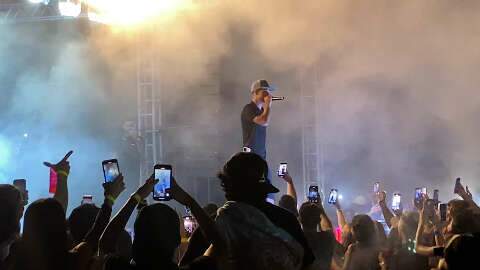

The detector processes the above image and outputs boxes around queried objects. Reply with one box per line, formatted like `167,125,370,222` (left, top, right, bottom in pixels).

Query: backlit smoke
1,0,480,212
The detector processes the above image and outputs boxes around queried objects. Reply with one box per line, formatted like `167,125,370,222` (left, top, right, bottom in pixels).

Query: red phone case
49,168,58,194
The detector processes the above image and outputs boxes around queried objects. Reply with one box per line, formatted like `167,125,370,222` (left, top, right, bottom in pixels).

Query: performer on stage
241,79,276,202
241,79,275,159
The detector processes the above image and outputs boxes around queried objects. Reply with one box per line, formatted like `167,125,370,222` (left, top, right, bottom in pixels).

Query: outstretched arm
99,176,156,255
317,201,333,231
44,151,73,213
377,191,395,228
171,177,224,254
280,173,297,203
83,175,125,251
455,179,479,210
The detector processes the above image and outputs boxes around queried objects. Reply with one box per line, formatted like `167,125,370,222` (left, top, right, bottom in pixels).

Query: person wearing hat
241,79,276,159
216,152,315,269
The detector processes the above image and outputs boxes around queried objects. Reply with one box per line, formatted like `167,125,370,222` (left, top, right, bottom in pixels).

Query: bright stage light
23,133,29,138
29,0,49,4
87,0,191,26
59,0,82,17
338,194,343,200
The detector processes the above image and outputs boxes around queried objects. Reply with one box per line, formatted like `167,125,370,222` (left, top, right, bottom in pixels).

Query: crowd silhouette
0,151,479,270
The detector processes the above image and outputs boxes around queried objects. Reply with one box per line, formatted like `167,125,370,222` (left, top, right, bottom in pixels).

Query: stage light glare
29,0,48,4
0,136,11,168
59,1,82,17
338,194,343,200
88,0,191,26
23,133,29,138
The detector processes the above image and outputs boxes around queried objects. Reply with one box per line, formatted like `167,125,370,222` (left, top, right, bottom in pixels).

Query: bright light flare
87,0,191,27
59,1,82,17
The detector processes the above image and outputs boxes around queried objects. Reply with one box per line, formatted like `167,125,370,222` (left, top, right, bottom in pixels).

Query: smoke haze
1,0,480,211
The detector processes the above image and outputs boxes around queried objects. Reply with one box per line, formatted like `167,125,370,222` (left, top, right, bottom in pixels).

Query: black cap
222,152,279,194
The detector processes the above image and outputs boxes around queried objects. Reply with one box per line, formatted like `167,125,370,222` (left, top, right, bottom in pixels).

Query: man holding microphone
241,79,278,202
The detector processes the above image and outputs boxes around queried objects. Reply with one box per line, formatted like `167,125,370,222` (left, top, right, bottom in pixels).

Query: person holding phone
299,202,335,270
100,173,220,270
278,167,299,216
9,157,125,270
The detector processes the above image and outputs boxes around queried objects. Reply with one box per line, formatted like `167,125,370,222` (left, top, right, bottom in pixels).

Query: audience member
2,148,480,270
0,185,22,267
299,202,335,270
215,152,314,269
342,214,379,270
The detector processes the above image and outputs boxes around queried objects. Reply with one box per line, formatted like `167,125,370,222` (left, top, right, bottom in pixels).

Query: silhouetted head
444,234,480,270
133,203,180,266
398,211,419,243
0,184,22,245
203,203,218,217
299,202,320,230
20,198,68,270
68,203,100,245
351,214,376,246
279,195,298,217
218,152,278,203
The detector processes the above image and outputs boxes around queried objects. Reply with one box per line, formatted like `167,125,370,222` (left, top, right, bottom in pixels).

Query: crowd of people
0,150,479,270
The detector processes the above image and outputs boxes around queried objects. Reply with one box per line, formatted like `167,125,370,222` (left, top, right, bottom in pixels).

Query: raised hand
103,174,126,201
466,186,473,199
333,199,342,210
279,171,293,183
43,150,73,174
263,91,272,107
135,175,158,200
170,177,193,206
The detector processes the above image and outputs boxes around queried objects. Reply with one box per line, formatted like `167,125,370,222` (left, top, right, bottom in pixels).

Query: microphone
272,96,286,101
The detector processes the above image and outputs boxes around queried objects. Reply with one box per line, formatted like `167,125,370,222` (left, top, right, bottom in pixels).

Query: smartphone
153,164,172,201
392,193,401,210
439,203,447,222
277,163,288,177
415,187,427,202
454,177,461,193
374,182,380,193
102,159,120,183
308,185,320,203
81,195,93,205
49,168,58,194
328,188,338,204
13,179,26,192
183,215,197,234
433,189,439,203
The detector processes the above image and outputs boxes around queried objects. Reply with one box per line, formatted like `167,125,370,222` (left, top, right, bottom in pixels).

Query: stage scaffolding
299,66,325,202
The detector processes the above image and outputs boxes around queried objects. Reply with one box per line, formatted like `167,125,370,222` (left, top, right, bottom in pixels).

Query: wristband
132,193,142,204
57,170,69,177
106,195,116,205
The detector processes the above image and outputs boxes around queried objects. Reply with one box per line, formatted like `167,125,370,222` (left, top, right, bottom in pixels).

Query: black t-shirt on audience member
241,102,266,159
303,231,335,270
